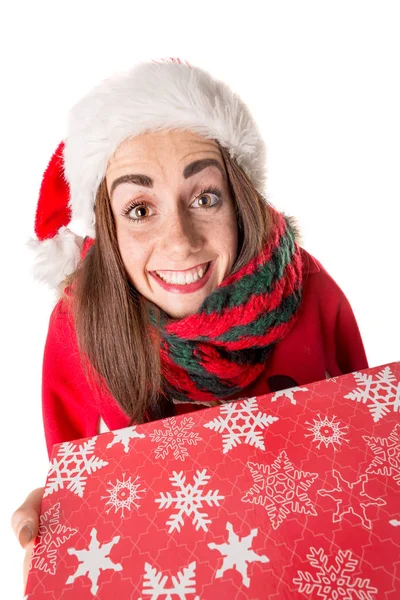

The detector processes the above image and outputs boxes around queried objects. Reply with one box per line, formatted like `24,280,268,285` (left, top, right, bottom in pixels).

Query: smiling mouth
151,261,211,286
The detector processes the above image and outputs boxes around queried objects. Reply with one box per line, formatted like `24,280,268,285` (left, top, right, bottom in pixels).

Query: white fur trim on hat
63,60,267,239
26,226,84,289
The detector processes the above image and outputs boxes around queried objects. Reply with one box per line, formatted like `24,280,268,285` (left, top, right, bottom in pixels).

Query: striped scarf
151,206,304,404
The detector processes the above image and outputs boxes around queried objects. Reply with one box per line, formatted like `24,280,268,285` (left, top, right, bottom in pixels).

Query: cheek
227,232,239,269
216,209,238,261
116,227,149,282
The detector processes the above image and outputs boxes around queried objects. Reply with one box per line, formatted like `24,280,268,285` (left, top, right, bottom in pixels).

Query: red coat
41,247,369,459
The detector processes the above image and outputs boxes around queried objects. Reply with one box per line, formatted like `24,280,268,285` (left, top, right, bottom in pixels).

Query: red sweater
41,247,369,459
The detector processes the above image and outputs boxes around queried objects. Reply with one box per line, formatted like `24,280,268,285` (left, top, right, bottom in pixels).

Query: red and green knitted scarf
152,205,304,404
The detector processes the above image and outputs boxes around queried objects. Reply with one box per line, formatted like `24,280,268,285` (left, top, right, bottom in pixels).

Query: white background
1,1,399,597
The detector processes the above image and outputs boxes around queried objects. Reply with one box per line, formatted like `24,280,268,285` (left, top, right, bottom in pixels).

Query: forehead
107,129,221,170
105,130,225,199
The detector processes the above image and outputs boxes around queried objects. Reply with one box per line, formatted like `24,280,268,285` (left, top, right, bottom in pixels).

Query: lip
149,260,215,294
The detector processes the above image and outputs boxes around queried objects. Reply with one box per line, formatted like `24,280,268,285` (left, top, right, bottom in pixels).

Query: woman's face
106,129,238,318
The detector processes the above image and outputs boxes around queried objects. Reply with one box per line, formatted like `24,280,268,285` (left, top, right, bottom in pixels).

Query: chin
164,299,204,319
167,306,200,319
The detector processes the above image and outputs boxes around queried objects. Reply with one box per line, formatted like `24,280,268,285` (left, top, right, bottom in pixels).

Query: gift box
24,361,400,599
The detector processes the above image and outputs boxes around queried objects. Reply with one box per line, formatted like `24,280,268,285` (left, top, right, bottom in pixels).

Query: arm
311,265,369,377
334,290,369,373
42,299,100,459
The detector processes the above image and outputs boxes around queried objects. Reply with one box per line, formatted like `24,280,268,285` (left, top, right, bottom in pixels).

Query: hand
10,487,44,592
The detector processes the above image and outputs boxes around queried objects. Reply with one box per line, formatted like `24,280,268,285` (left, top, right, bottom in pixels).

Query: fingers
10,487,45,549
23,538,35,592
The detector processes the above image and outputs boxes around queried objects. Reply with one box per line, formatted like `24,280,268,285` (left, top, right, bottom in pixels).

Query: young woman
11,58,368,588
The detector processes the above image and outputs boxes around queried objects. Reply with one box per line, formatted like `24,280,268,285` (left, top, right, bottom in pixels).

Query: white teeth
155,263,209,285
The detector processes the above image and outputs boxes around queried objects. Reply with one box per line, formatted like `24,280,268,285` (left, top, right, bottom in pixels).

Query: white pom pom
26,226,84,289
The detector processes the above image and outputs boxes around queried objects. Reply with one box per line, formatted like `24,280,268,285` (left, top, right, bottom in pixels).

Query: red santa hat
27,57,267,288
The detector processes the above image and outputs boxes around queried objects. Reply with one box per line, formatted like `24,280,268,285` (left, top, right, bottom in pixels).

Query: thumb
10,487,45,549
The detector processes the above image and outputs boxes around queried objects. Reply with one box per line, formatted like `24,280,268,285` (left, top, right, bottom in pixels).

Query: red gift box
24,362,400,599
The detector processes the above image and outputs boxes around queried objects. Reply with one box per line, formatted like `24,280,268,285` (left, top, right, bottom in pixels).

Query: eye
122,201,152,223
192,186,222,209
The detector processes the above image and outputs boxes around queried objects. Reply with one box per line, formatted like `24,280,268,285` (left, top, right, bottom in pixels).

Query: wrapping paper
25,361,400,599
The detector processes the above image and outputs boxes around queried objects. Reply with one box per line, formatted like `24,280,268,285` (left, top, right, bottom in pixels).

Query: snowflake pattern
155,469,224,533
293,547,378,599
66,527,122,596
29,502,78,575
270,385,309,405
149,417,202,461
106,426,145,453
363,424,400,486
305,414,349,450
30,502,77,575
318,470,386,529
344,366,400,422
101,473,146,517
203,397,278,454
389,519,400,526
208,522,269,588
138,561,199,600
242,450,318,529
44,439,108,498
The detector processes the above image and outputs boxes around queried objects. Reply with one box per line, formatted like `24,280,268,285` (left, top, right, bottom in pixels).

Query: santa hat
28,57,267,289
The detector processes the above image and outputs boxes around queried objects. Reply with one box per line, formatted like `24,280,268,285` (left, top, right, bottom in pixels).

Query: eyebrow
109,158,226,198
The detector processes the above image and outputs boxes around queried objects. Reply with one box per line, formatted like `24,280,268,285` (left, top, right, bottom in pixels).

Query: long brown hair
61,142,286,425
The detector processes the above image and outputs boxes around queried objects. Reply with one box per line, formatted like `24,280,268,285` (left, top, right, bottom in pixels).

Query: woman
11,58,368,588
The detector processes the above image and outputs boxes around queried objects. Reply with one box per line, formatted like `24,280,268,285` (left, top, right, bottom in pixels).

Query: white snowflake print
318,470,386,529
44,438,108,498
101,473,146,517
242,450,318,529
325,370,338,383
305,414,349,450
270,385,309,405
208,521,269,588
203,396,278,454
344,365,400,422
30,502,77,575
149,416,202,461
66,527,122,596
138,561,199,600
106,425,145,453
363,423,400,486
389,519,400,526
155,469,224,533
293,546,378,599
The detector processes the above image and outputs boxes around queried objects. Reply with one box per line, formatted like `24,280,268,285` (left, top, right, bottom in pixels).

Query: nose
159,209,203,260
